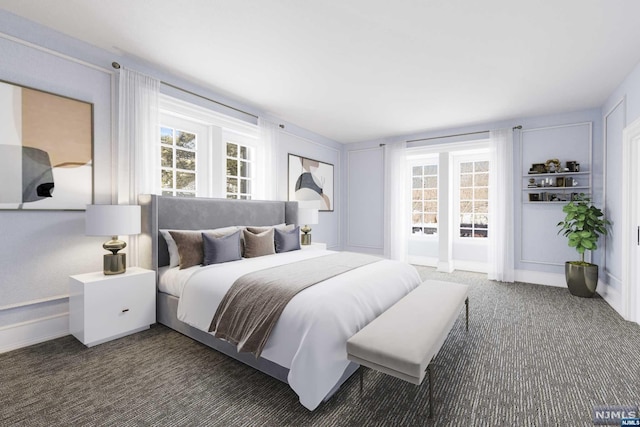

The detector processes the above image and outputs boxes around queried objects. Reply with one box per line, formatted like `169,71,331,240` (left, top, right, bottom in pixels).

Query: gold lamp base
301,232,312,245
301,225,312,245
104,253,126,275
102,236,127,275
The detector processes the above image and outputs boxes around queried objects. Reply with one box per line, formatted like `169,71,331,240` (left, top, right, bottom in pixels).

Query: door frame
621,116,640,324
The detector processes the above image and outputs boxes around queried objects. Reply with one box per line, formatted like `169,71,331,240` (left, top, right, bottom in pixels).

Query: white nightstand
69,267,156,347
301,242,327,250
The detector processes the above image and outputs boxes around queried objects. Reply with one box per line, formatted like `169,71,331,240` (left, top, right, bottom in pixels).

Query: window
159,95,260,199
160,126,197,197
458,159,489,238
226,142,252,199
411,161,438,235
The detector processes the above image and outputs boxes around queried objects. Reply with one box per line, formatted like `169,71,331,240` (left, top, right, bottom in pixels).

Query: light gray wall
600,59,640,311
344,109,603,280
0,10,342,351
276,129,343,249
0,19,113,343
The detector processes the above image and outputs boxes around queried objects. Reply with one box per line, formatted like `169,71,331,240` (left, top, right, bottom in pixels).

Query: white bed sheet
172,250,422,410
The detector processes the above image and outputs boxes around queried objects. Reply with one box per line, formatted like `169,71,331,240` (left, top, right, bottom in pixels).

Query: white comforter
170,250,421,410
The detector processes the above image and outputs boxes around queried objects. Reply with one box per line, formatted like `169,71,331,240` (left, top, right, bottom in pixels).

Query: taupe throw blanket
209,252,381,357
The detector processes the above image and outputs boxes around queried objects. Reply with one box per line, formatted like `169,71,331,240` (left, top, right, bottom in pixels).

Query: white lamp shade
298,208,319,225
85,205,141,236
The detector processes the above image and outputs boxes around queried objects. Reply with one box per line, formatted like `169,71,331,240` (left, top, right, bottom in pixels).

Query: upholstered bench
346,279,469,418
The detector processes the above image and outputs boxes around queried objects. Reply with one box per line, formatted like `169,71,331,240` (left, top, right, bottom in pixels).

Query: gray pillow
243,228,275,258
275,226,301,253
202,230,242,265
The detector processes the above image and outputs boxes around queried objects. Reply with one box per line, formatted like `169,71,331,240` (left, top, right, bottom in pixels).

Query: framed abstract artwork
0,80,93,210
288,153,334,212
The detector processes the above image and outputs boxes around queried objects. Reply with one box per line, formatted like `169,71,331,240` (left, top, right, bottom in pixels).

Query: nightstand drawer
69,268,155,347
83,279,154,344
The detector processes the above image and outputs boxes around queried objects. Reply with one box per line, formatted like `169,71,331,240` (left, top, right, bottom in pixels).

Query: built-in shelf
523,169,591,204
522,171,590,178
523,186,589,191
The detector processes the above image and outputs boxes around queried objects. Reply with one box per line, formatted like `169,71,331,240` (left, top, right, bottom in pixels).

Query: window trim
159,94,259,199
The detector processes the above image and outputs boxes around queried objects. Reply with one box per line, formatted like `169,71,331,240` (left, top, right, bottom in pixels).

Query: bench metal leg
465,297,469,332
427,364,433,419
359,367,363,396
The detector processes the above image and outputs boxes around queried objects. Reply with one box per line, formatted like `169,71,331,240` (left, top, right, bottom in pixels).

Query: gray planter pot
565,262,598,297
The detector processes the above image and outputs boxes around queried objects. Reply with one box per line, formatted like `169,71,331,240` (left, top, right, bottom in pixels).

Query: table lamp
86,204,141,275
298,208,319,245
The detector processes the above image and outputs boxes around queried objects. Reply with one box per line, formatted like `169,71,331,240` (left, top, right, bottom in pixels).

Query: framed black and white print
288,154,334,212
0,80,93,210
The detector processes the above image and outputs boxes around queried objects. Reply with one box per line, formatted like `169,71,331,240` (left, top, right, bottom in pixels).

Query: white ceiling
2,0,640,143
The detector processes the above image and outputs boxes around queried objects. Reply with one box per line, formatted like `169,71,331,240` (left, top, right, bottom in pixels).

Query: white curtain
488,129,514,282
258,118,279,200
118,67,160,205
118,67,160,267
383,141,409,261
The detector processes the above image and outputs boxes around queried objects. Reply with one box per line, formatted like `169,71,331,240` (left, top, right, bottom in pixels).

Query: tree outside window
459,160,489,238
160,126,196,197
411,163,438,235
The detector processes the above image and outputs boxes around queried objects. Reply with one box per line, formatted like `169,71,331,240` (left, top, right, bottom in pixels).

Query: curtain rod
111,62,259,119
379,125,522,147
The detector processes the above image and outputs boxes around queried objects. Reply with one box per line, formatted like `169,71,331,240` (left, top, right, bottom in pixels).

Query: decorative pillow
160,229,180,268
275,226,301,253
161,226,238,267
242,224,294,256
168,227,239,269
202,230,242,265
245,223,294,234
242,228,275,258
168,230,203,269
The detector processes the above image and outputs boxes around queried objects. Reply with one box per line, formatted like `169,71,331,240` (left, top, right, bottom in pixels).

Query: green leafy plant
557,194,611,265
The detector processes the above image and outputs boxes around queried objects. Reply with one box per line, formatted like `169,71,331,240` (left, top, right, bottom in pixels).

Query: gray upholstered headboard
139,195,299,270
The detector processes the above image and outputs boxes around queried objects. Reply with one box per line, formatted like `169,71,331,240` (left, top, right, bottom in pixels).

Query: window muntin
226,142,252,200
411,162,438,236
160,126,197,197
459,159,489,238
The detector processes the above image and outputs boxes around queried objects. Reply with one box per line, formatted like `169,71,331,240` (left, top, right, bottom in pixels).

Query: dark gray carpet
2,268,639,426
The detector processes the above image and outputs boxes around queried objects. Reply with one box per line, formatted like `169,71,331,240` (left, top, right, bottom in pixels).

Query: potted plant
556,193,611,297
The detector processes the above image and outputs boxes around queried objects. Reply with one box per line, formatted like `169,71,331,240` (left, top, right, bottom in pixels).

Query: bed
139,195,421,410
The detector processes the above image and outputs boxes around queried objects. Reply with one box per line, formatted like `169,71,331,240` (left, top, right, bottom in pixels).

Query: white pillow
160,226,239,268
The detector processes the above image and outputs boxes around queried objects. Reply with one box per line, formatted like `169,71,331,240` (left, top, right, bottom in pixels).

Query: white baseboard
514,269,566,288
598,275,623,317
453,260,488,274
408,255,438,267
437,261,454,273
0,313,70,354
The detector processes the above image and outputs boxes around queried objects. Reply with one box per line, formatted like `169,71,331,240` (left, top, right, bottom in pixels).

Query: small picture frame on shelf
556,177,565,187
529,193,540,202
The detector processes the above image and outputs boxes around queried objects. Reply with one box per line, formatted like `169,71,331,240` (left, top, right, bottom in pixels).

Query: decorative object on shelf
556,194,611,297
528,193,540,202
556,177,565,187
566,161,580,172
530,163,546,174
298,207,319,245
545,158,561,173
0,80,93,210
86,204,141,275
288,154,334,211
